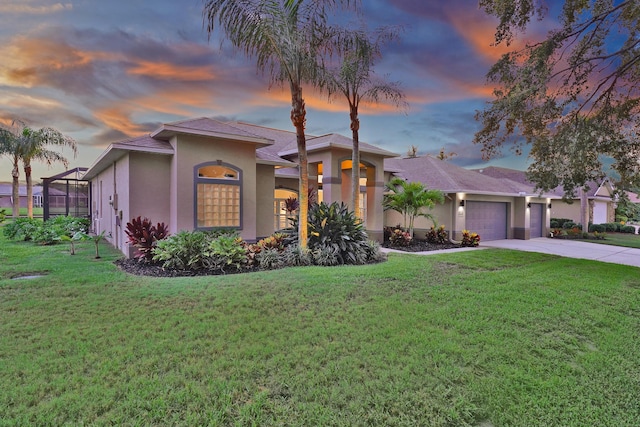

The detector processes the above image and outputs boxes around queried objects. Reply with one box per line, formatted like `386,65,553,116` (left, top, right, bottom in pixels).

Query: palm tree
0,120,76,218
319,26,406,213
0,120,25,218
203,0,357,248
20,126,77,218
383,177,445,237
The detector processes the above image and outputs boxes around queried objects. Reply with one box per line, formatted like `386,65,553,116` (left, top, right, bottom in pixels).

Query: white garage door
530,203,544,238
593,202,608,224
466,201,508,241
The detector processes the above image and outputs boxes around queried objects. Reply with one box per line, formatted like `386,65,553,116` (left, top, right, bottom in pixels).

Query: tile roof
385,156,537,195
474,166,607,198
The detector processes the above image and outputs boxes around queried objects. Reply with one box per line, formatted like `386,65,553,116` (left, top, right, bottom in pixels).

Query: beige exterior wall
256,164,276,240
169,134,258,241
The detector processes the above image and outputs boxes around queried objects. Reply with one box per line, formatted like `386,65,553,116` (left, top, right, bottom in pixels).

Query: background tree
0,120,76,218
20,126,77,218
383,177,444,237
0,122,21,218
475,0,640,195
203,0,358,248
319,25,406,213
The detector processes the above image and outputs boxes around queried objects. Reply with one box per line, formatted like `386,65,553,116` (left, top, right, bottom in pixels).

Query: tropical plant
0,208,7,224
91,230,108,259
256,247,285,270
152,230,210,270
0,120,76,218
383,177,445,237
204,234,248,272
125,216,169,262
281,244,313,267
319,25,406,213
461,230,480,247
306,201,369,265
388,228,411,247
60,231,88,255
203,0,358,248
3,217,41,241
425,224,448,245
475,0,640,195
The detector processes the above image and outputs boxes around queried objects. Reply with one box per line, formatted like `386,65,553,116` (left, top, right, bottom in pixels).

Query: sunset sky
0,0,553,183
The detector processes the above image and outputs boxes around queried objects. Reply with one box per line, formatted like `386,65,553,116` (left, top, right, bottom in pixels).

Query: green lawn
587,232,640,249
1,233,639,426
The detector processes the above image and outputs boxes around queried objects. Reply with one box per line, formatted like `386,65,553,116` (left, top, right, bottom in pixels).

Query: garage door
466,201,507,241
530,203,543,238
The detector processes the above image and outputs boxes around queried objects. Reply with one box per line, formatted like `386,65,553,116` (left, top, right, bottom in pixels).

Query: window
274,188,298,230
195,162,242,229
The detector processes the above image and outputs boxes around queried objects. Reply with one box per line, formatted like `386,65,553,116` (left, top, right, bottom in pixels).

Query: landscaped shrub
592,231,607,240
0,208,6,224
46,215,90,237
589,224,606,233
552,218,574,228
604,222,620,232
389,228,412,247
281,244,313,267
461,230,480,247
425,225,448,244
3,217,41,241
125,216,169,262
204,233,248,272
562,221,577,229
620,225,636,234
364,240,387,263
256,247,284,270
550,219,559,228
311,245,340,266
305,201,370,265
152,230,210,270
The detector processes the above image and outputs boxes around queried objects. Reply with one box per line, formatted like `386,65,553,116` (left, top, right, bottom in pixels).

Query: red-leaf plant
125,216,169,262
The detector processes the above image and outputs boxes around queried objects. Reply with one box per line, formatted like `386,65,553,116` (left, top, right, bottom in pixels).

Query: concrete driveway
482,237,640,268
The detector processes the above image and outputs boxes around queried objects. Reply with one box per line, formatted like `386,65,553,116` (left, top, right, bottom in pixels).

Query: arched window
194,162,242,229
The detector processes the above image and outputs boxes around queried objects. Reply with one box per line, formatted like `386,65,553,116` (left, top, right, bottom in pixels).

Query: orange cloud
0,2,72,14
127,60,216,82
93,107,149,137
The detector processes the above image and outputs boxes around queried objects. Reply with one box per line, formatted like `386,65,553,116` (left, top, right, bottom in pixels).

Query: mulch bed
115,239,463,277
114,258,258,278
381,239,461,252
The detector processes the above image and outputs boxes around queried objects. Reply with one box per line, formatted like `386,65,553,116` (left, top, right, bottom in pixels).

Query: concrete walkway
482,237,640,268
382,237,640,268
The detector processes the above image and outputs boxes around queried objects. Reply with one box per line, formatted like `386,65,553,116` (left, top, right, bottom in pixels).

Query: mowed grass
1,233,640,426
587,232,640,249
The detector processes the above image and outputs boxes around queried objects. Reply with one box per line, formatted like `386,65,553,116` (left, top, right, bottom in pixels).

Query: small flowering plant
426,224,448,244
461,229,480,247
389,228,412,247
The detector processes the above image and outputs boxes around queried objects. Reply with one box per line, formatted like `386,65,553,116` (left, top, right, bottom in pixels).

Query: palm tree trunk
24,158,33,218
291,83,308,248
350,105,360,216
11,154,19,218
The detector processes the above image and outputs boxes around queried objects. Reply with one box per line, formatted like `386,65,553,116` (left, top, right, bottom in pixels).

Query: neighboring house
475,167,616,225
0,183,47,209
83,117,396,257
385,157,557,241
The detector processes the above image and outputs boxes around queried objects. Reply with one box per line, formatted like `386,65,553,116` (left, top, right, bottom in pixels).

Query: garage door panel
466,201,507,241
530,203,543,238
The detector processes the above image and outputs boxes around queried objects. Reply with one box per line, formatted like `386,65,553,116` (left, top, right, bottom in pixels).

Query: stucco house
475,167,616,226
83,117,396,257
83,117,565,258
385,156,557,241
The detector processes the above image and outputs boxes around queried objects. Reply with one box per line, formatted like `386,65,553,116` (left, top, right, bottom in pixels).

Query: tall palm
383,177,444,237
20,126,77,218
0,122,21,218
203,0,357,248
320,26,406,213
